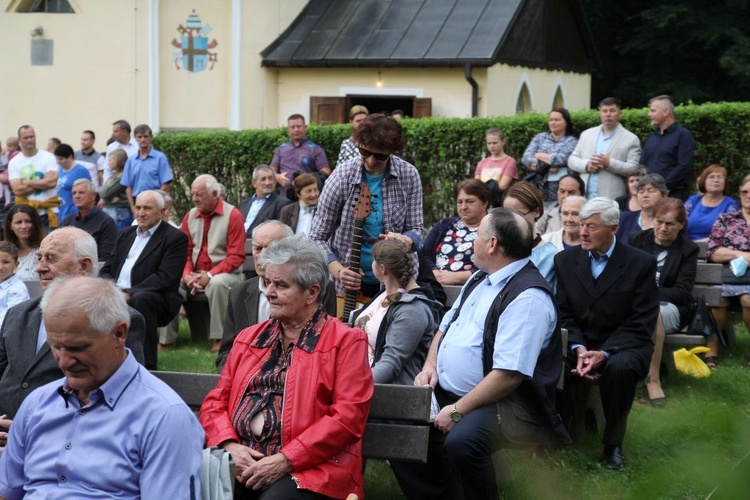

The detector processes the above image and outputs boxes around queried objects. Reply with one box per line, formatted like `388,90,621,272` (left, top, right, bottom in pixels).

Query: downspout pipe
464,64,478,117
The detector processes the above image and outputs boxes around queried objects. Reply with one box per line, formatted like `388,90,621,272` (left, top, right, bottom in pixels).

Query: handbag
686,293,726,347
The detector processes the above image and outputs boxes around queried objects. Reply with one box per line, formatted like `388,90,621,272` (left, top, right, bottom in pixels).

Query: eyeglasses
358,147,390,161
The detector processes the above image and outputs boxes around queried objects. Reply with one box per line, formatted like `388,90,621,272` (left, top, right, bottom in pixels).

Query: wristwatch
450,403,463,423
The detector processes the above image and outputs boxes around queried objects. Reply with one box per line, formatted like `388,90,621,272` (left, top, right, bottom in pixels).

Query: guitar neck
341,217,366,321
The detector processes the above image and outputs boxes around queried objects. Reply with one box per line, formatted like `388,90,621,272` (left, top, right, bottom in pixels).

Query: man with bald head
0,228,145,437
101,190,188,369
0,277,202,498
392,208,570,500
639,95,696,201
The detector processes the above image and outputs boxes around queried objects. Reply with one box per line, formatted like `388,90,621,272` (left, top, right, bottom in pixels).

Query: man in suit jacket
567,97,641,200
554,197,658,470
215,220,338,372
238,165,291,237
0,227,146,425
100,190,187,369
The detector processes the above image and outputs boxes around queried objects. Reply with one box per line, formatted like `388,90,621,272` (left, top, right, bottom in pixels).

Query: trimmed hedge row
153,102,750,227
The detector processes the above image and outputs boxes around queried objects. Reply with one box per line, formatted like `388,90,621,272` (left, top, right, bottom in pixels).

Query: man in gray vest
392,208,570,500
177,174,245,352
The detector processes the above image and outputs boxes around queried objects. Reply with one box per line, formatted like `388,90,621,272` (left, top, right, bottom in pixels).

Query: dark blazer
215,276,338,372
629,229,698,326
279,202,301,233
0,296,146,418
554,241,659,354
100,222,187,323
239,193,292,236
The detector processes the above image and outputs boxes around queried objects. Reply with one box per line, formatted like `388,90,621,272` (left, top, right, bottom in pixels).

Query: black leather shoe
603,446,624,470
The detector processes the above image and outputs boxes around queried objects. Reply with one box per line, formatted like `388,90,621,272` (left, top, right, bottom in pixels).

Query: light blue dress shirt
0,352,204,499
244,194,270,231
436,259,557,396
0,274,29,325
586,126,616,198
120,148,173,198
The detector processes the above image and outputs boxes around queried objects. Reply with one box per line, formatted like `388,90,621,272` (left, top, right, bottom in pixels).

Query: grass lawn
159,319,750,499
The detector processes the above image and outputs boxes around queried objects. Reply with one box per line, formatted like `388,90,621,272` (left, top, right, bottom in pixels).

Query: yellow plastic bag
673,346,712,378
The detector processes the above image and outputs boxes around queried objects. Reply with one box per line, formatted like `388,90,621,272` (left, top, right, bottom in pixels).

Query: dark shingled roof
261,0,599,72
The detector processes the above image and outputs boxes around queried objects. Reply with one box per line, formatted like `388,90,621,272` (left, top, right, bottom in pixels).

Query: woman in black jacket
629,198,698,407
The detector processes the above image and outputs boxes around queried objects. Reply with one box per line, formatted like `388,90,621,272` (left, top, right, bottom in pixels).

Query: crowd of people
0,95,748,499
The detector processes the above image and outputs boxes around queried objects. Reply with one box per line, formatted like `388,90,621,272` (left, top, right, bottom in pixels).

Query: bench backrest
152,371,432,463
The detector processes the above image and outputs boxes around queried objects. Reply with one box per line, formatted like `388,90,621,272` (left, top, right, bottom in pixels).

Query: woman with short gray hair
200,235,374,499
617,173,669,243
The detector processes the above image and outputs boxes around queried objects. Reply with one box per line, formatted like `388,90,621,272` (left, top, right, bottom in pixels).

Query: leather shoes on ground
158,342,176,351
603,446,624,470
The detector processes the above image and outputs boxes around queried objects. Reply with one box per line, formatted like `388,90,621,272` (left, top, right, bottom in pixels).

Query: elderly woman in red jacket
200,236,373,500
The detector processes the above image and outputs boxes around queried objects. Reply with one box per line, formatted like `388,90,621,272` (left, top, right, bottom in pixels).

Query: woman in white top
3,204,46,281
543,195,587,251
279,173,320,237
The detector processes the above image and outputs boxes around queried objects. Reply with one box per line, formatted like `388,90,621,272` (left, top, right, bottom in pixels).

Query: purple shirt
270,139,329,197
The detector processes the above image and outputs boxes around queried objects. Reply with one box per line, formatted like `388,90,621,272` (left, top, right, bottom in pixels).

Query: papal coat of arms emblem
171,10,218,72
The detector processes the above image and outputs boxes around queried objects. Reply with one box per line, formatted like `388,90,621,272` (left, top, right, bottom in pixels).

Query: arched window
515,83,532,114
553,86,565,108
15,0,74,13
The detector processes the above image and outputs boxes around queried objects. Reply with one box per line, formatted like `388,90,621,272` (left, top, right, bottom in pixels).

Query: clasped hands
184,272,211,295
222,442,293,491
587,153,610,172
572,347,606,380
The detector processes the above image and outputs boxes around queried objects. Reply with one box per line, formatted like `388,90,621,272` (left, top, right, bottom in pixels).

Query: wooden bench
661,261,730,375
152,371,432,463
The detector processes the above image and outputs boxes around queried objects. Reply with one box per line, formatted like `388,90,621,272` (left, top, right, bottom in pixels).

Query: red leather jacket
200,316,373,499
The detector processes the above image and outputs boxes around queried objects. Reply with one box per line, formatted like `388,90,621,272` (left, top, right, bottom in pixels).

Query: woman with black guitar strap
310,114,424,321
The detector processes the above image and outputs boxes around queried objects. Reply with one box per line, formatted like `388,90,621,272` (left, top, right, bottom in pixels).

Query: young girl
0,241,30,325
351,239,441,385
98,148,134,230
474,127,518,205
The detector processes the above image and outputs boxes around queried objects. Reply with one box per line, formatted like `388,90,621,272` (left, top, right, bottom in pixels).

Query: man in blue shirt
120,124,173,218
392,208,569,500
0,276,202,499
554,198,658,470
639,95,696,201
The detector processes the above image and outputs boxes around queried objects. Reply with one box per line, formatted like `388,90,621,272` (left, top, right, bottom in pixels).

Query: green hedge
153,102,750,227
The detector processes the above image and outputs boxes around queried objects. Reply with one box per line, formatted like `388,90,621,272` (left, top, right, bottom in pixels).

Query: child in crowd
98,148,133,230
474,127,518,205
0,137,18,208
0,241,30,325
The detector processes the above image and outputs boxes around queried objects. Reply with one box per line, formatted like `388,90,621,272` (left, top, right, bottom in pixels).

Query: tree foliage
581,0,750,106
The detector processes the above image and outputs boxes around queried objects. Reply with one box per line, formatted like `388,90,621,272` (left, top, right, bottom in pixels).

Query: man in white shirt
238,165,291,237
103,120,138,182
7,125,59,230
99,190,187,369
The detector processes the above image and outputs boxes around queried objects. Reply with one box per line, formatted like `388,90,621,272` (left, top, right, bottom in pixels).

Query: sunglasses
358,147,390,161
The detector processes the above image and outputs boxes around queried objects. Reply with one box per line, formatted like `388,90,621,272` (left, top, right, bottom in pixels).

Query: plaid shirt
311,155,423,290
336,137,359,167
